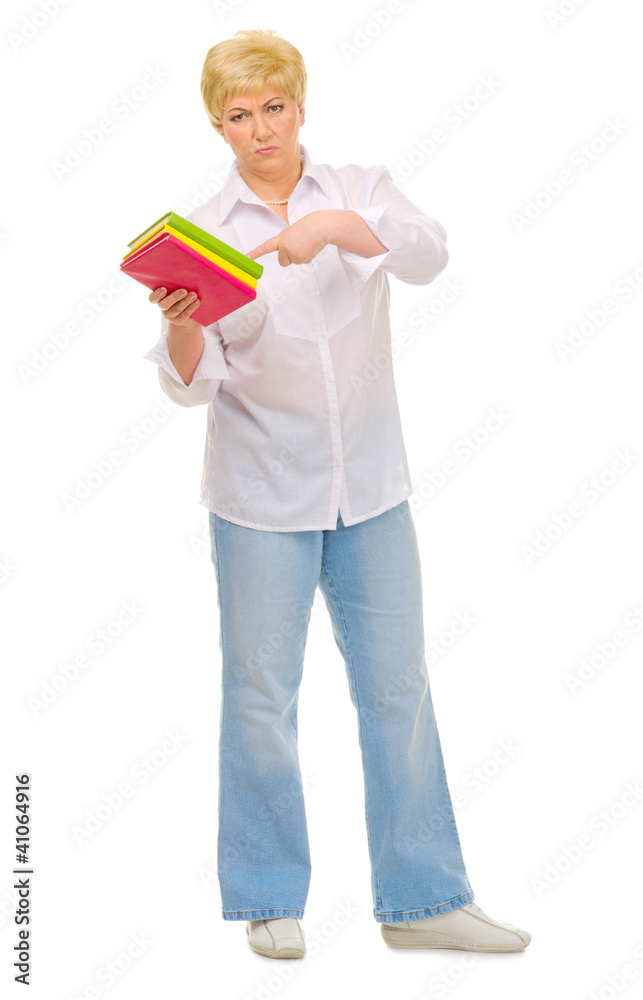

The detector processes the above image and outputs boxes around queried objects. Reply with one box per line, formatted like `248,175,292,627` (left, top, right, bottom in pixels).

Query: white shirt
142,143,448,531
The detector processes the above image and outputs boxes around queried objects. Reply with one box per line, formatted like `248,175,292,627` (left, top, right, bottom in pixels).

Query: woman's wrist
318,209,388,258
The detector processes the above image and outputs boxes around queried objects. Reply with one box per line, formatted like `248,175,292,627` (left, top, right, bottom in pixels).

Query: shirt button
319,330,326,338
312,289,320,296
332,416,339,423
327,374,334,382
334,459,342,468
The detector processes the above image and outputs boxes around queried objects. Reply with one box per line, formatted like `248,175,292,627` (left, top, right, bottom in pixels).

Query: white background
2,0,643,997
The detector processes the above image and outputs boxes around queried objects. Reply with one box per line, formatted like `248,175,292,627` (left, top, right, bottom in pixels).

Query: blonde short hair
200,29,307,137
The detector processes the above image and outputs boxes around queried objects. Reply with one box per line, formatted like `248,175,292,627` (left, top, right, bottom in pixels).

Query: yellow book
165,226,257,289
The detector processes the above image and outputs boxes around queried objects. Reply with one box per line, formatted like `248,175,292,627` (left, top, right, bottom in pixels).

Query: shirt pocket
265,244,362,342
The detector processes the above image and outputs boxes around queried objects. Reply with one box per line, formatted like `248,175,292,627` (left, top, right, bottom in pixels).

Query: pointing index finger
246,236,278,260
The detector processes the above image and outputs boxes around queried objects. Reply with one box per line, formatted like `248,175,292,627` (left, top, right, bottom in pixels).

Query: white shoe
246,917,306,958
381,901,531,952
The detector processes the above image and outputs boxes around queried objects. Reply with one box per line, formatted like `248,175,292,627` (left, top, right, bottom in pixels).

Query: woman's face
221,82,305,178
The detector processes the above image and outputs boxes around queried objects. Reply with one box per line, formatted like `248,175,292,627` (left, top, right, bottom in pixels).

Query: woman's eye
230,105,283,122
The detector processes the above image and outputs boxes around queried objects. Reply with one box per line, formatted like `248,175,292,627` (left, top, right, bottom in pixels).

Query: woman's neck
240,152,303,203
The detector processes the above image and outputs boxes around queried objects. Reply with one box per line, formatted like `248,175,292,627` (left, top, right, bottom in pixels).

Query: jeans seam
320,547,379,905
211,514,229,889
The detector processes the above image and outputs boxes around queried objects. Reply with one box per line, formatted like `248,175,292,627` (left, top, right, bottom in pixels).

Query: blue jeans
209,499,475,923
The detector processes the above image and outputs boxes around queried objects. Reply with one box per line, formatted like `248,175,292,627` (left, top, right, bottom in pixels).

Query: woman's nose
252,114,272,135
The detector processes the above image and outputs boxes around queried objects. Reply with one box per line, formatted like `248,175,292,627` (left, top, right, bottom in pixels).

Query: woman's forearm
167,322,204,386
319,209,388,258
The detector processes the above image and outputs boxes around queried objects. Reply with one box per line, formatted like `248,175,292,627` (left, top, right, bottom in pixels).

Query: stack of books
120,210,264,326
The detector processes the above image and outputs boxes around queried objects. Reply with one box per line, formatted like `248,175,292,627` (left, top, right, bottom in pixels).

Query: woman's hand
246,210,330,267
148,287,201,329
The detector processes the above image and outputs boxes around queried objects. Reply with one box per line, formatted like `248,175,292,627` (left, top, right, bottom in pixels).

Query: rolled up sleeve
336,166,449,292
142,312,230,407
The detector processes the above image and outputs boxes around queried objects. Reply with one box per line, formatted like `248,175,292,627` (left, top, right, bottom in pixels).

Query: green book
127,210,264,281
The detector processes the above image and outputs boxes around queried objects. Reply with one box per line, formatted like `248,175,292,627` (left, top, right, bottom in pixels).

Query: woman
144,29,532,960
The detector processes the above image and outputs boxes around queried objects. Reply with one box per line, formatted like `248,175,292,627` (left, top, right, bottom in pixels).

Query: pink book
121,232,256,326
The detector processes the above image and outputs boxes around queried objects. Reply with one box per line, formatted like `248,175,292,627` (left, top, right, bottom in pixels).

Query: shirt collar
217,143,331,225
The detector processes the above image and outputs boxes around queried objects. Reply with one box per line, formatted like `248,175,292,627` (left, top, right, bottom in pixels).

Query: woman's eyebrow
227,97,284,112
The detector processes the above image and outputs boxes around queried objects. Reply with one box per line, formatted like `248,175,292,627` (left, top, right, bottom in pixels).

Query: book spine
168,212,263,280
